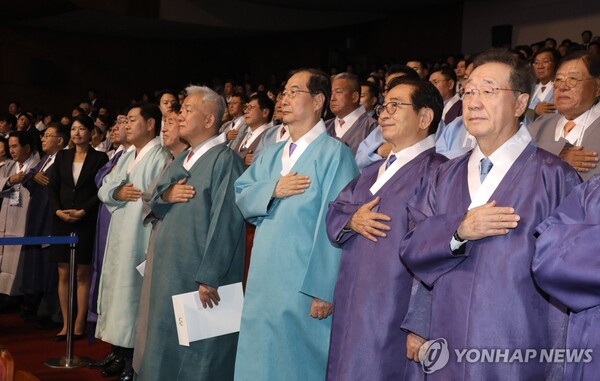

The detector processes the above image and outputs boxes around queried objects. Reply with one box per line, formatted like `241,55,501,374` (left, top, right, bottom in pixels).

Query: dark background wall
0,2,462,117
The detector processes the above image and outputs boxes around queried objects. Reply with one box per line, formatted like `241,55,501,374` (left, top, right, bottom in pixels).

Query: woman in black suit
49,115,108,340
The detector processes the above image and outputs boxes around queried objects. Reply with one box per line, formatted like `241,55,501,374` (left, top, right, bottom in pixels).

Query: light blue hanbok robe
234,130,358,381
95,142,170,348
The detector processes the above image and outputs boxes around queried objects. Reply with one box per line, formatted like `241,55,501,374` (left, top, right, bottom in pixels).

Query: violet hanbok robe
234,131,358,381
400,142,581,380
533,174,600,380
88,149,125,324
325,148,446,381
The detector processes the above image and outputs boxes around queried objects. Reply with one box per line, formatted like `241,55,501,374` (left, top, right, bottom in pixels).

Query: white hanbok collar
281,120,326,175
127,137,161,173
370,135,435,195
467,124,531,209
183,133,226,171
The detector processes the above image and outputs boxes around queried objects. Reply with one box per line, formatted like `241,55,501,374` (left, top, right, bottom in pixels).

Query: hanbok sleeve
399,171,468,287
235,152,279,225
195,151,246,287
325,175,362,246
299,147,358,302
533,177,600,313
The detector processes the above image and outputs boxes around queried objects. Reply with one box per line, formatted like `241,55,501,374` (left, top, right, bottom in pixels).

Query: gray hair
184,85,226,128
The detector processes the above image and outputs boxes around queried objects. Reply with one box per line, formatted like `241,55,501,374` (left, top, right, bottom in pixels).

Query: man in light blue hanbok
234,69,358,381
96,104,170,381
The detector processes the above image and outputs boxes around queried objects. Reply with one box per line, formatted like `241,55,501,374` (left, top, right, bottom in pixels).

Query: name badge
9,190,20,206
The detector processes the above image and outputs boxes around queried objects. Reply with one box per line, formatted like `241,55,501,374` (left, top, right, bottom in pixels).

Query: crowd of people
0,30,599,381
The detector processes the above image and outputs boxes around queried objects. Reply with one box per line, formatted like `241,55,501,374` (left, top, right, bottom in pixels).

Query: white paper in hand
172,282,244,346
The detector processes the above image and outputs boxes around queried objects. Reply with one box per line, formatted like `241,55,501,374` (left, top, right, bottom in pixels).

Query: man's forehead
468,62,510,84
287,72,310,88
557,59,587,75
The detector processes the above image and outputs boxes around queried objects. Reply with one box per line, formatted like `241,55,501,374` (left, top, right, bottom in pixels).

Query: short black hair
248,93,275,121
0,113,17,130
386,64,420,80
131,103,163,136
289,68,331,117
388,77,443,135
559,50,600,78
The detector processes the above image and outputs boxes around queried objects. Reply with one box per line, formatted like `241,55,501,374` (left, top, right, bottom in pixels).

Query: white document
136,260,146,276
172,282,244,346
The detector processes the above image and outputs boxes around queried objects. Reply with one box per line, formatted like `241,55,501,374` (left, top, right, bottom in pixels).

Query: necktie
563,120,576,137
386,154,397,169
280,126,286,138
541,85,546,93
339,119,345,127
480,157,493,183
186,150,194,162
289,143,297,157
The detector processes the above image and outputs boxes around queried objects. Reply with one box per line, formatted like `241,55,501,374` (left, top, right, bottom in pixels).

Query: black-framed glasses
243,104,259,112
459,86,522,100
375,101,416,116
554,77,595,89
281,88,315,99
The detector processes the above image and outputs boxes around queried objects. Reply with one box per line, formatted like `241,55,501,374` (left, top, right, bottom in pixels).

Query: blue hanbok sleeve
299,147,358,302
235,152,279,225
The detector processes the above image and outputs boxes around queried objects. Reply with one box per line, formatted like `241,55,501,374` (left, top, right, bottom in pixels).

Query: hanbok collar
370,135,435,195
184,133,226,171
281,120,326,175
335,105,365,138
127,136,161,173
240,123,270,150
467,124,531,209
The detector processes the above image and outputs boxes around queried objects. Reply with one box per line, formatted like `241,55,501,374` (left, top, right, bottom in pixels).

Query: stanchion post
45,232,92,369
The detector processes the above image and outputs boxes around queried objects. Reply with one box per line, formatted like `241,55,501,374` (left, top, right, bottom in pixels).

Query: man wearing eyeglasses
525,48,560,122
400,50,580,380
529,51,600,181
325,77,447,381
220,92,248,143
325,73,377,155
231,93,274,167
430,67,477,159
234,69,358,381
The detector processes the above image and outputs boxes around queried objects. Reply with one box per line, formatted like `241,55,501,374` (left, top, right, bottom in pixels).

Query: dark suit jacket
325,111,377,155
528,111,600,181
48,147,108,258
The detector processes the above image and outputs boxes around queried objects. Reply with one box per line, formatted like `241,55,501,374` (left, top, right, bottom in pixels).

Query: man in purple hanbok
400,50,581,380
325,77,447,381
533,174,600,380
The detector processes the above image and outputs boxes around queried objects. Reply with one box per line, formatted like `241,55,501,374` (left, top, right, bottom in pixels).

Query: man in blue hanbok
234,69,358,381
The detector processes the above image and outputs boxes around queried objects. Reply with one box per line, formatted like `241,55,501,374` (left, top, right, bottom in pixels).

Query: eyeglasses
533,60,553,66
375,101,415,116
459,86,522,100
243,104,259,112
281,88,315,99
553,77,595,89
